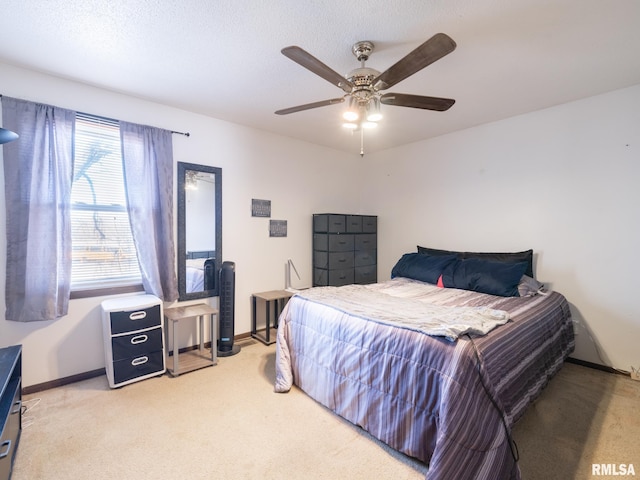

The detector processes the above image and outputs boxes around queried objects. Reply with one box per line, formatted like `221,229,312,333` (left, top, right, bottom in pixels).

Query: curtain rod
1,94,190,137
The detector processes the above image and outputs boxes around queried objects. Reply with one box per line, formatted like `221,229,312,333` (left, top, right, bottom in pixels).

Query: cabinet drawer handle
338,259,346,263
0,440,11,459
130,334,148,345
11,400,22,415
129,311,147,321
131,356,149,366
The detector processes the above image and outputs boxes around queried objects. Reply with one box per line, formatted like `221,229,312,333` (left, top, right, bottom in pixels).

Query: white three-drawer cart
101,295,166,388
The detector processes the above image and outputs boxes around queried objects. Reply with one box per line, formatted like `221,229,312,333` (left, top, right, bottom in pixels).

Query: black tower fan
218,261,240,356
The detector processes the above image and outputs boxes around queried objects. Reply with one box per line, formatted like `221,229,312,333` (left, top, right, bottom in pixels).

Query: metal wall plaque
251,199,271,217
269,220,287,237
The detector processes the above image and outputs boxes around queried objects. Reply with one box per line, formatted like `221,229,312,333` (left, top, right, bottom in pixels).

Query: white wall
363,84,640,372
2,61,638,387
0,63,362,387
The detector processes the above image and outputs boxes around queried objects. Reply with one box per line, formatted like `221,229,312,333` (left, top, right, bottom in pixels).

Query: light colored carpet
12,339,640,480
513,359,640,479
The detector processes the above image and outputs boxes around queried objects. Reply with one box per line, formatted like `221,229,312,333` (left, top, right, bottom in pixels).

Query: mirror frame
177,162,222,301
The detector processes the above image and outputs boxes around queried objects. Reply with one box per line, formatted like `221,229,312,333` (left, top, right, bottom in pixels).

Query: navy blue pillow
391,253,458,284
417,245,534,279
441,258,528,297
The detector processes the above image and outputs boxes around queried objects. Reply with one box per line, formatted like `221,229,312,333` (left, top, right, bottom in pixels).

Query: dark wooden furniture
0,345,21,480
313,214,377,286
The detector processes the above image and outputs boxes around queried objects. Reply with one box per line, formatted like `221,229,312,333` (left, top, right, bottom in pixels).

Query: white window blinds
70,114,141,290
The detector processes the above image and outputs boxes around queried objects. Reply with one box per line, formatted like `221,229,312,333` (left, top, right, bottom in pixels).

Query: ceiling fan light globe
342,122,358,130
343,110,359,122
365,96,382,122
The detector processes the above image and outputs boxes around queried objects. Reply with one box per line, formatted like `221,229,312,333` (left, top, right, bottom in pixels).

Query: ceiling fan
275,33,457,154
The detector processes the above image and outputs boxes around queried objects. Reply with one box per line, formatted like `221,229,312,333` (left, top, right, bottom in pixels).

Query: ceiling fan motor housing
347,41,379,104
347,67,381,102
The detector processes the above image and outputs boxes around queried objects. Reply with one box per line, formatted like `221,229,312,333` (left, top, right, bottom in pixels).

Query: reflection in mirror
177,162,222,301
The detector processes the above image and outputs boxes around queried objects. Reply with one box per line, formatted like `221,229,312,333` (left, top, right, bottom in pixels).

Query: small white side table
164,303,218,376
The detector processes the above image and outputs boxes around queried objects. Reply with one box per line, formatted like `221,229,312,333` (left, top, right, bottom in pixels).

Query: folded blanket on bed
295,284,510,341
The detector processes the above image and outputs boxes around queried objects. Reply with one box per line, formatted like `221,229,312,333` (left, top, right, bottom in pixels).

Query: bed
186,258,205,293
185,251,216,293
275,248,575,480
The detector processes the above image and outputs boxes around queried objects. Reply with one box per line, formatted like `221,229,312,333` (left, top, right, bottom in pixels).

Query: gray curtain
120,122,178,302
2,96,75,322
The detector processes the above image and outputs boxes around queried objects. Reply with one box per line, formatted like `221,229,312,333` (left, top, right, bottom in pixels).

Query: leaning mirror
177,162,222,301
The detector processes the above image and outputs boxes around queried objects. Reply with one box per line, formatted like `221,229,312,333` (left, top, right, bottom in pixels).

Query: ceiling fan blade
275,97,345,115
373,33,456,91
282,46,354,93
380,93,455,111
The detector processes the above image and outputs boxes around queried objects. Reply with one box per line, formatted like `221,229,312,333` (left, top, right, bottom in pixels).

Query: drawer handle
11,400,22,415
338,241,346,245
338,259,346,263
131,356,149,366
130,334,148,345
129,311,147,321
0,440,10,459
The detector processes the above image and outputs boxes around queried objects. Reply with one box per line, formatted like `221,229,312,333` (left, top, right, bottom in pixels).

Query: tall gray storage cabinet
101,294,166,388
313,214,377,286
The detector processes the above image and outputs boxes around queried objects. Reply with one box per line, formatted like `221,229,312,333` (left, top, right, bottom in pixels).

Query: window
70,114,142,293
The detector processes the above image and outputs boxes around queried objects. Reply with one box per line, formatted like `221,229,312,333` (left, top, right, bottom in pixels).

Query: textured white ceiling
1,0,640,155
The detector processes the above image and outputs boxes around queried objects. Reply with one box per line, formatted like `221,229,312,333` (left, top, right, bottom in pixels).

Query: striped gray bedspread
290,283,511,341
274,277,575,480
